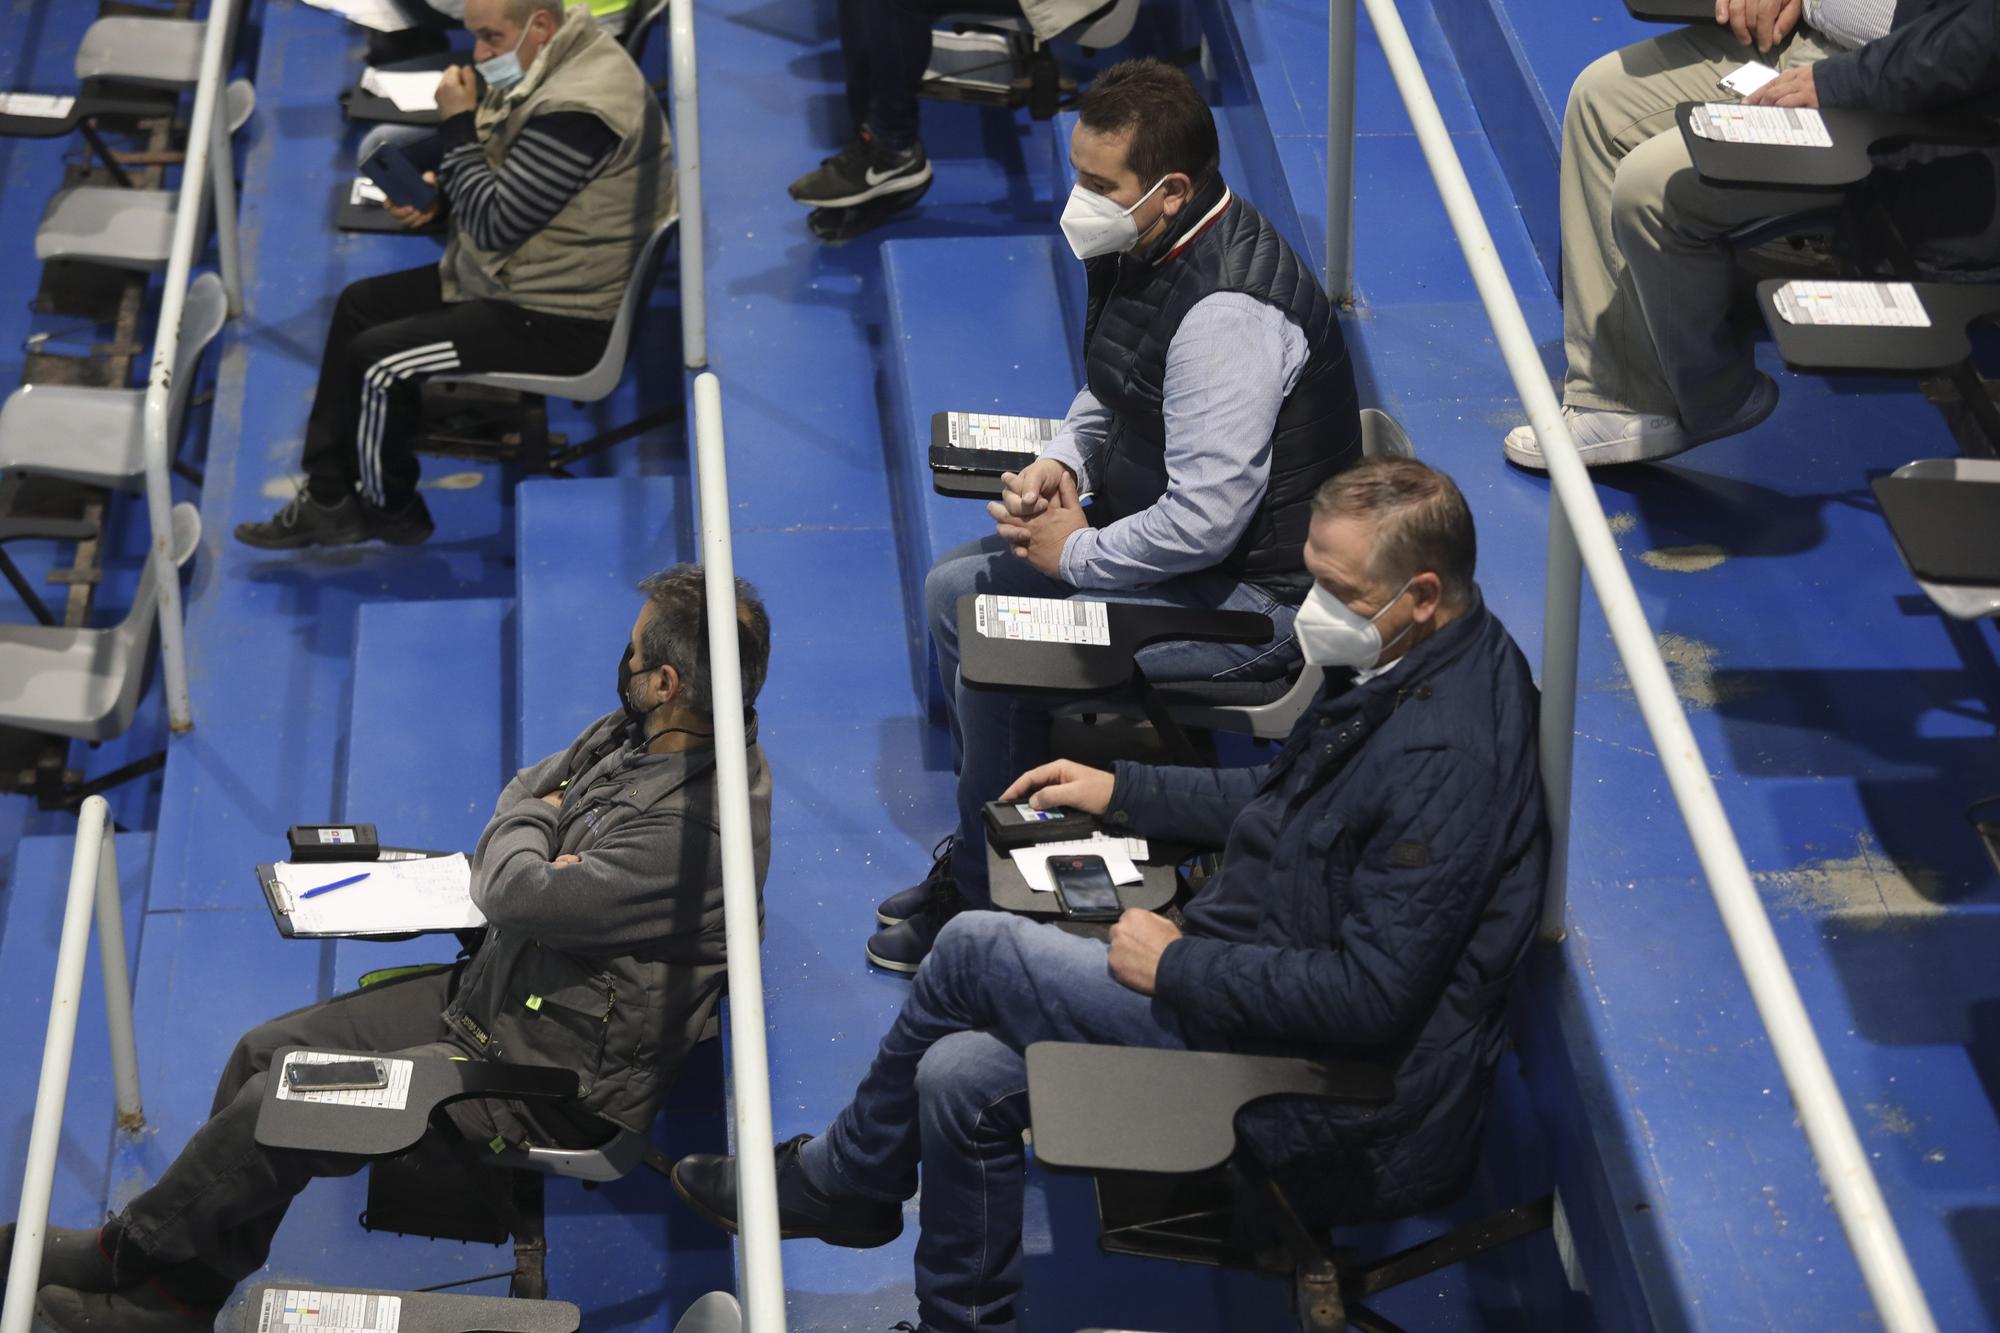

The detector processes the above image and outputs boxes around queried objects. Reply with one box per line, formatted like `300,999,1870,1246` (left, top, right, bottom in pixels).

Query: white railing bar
690,373,784,1332
208,90,243,316
1323,0,1357,302
669,0,707,369
0,797,143,1333
1353,2,1938,1328
143,0,239,733
1537,494,1580,940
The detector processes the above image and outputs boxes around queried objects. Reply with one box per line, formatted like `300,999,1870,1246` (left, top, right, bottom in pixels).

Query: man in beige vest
238,0,675,551
787,0,1107,215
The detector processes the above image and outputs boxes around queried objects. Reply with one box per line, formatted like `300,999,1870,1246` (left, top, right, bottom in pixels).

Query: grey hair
1310,458,1477,609
635,565,772,715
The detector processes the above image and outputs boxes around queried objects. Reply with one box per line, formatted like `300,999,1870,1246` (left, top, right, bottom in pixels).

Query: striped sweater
434,108,619,255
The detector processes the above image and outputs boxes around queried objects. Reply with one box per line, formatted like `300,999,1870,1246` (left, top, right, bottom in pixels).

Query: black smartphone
285,1058,389,1093
1051,854,1122,921
360,142,437,212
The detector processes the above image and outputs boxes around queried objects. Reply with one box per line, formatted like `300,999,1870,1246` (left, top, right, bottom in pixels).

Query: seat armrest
240,1283,581,1332
1677,102,2000,191
254,1047,580,1158
0,91,169,138
0,515,98,543
1025,1043,1393,1175
1621,0,1713,20
957,594,1272,695
1758,278,2000,373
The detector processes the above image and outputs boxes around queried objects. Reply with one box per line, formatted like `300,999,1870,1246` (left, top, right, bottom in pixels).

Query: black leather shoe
876,836,956,927
865,890,962,975
32,1282,218,1332
0,1225,117,1303
234,491,371,550
365,491,435,545
671,1134,902,1249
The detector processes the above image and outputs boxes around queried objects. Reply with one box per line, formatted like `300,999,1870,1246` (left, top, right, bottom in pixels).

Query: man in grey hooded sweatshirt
1,564,773,1333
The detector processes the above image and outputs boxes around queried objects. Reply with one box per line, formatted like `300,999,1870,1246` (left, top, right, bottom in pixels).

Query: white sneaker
1502,373,1780,471
1502,406,1688,471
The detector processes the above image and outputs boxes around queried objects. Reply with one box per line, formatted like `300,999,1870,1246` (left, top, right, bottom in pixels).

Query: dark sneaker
788,130,931,209
365,492,435,545
671,1134,903,1249
32,1282,217,1332
0,1225,117,1302
865,890,963,975
877,835,957,927
234,491,371,550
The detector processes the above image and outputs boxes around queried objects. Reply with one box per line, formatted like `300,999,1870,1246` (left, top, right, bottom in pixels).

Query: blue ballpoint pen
301,871,371,899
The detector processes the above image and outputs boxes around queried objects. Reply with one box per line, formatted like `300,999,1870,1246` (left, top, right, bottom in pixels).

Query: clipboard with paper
256,849,484,939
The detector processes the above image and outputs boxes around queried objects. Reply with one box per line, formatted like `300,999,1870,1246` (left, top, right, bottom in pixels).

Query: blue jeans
801,913,1189,1333
924,536,1299,905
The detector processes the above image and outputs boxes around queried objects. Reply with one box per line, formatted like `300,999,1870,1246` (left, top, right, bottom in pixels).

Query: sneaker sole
668,1166,903,1249
791,161,933,210
874,909,905,928
863,941,922,975
1500,428,1690,471
232,527,372,551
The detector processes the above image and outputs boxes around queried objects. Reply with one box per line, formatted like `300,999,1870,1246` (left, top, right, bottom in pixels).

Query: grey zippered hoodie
446,709,771,1141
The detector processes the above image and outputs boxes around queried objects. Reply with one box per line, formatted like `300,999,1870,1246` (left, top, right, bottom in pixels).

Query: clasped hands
1000,758,1181,997
989,458,1085,577
1712,0,1819,107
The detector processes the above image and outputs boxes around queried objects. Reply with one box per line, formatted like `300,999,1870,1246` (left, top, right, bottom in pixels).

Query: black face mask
618,644,657,727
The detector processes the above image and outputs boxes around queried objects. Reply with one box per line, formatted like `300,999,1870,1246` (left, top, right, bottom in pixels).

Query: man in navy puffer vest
867,58,1365,975
673,460,1549,1333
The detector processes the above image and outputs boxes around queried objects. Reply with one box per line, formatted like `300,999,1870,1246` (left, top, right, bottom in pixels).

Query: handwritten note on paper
271,852,482,935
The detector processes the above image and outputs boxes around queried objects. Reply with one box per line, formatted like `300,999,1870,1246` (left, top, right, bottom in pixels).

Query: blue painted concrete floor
3,0,1998,1327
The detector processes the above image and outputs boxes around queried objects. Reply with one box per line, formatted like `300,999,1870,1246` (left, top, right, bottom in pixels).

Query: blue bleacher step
512,475,690,767
0,832,152,1225
333,596,511,988
880,233,1081,723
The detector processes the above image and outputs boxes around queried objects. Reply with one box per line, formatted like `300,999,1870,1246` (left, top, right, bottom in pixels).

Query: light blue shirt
1041,291,1311,591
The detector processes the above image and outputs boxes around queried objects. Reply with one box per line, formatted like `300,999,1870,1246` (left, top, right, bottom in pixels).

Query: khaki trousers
1559,23,1840,430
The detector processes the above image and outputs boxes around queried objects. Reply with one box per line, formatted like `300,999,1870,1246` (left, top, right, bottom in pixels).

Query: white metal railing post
1324,0,1358,303
1356,1,1937,1327
142,0,237,733
93,834,142,1128
0,798,141,1333
1538,497,1580,941
208,90,242,316
670,0,707,369
690,373,783,1331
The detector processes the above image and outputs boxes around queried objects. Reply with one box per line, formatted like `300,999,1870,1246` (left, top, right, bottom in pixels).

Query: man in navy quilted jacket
672,458,1549,1333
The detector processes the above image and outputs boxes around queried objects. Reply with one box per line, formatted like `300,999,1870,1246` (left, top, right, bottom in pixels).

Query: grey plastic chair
1882,457,2000,620
75,17,207,91
435,214,679,406
0,501,200,742
942,0,1140,54
35,82,255,273
425,214,679,470
0,273,228,490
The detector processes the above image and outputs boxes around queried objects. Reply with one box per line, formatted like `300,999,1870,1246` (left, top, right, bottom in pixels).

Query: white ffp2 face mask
1294,577,1416,671
1059,176,1168,261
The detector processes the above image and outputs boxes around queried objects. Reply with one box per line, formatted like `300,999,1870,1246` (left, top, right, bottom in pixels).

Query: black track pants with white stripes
301,265,611,505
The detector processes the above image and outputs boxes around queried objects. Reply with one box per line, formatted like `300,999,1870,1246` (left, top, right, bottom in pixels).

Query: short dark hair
1311,459,1477,609
1075,59,1220,189
635,565,771,715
